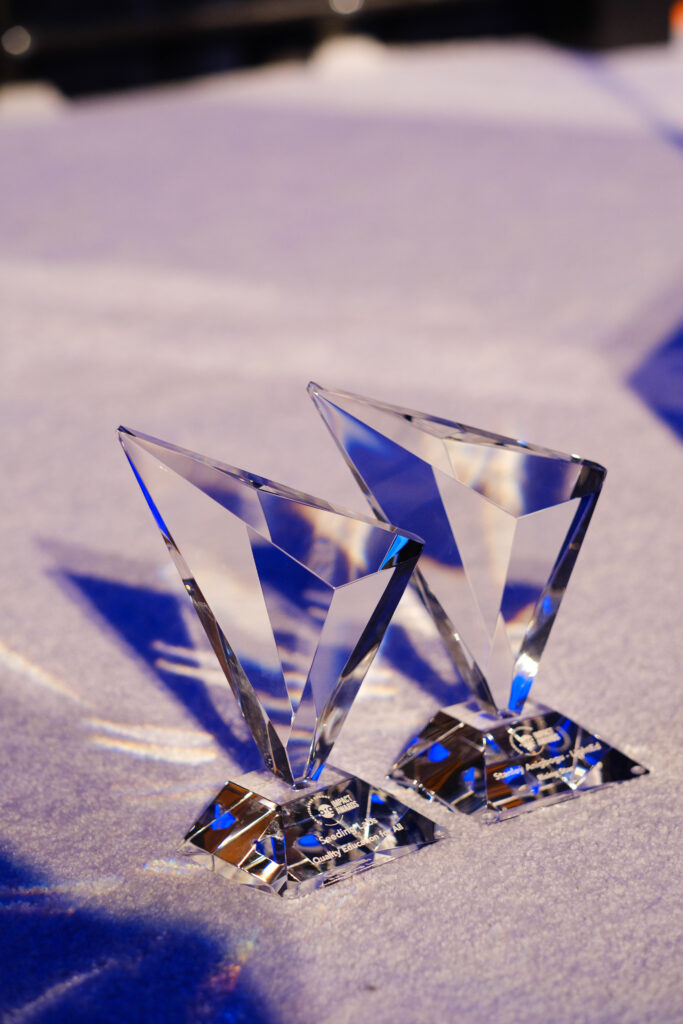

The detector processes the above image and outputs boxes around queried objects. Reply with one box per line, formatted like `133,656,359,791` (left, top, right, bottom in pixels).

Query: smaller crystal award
119,427,443,896
309,383,648,822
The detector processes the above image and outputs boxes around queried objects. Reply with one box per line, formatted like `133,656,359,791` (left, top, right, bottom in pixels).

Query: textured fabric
1,35,682,1024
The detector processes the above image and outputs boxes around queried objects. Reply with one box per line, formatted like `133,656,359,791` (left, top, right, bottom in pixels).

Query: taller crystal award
309,383,648,822
119,427,442,895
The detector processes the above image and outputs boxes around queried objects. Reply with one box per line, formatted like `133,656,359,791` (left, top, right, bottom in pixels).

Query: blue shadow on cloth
60,571,262,773
0,849,272,1024
378,620,470,708
572,52,683,154
629,320,683,440
56,545,469,755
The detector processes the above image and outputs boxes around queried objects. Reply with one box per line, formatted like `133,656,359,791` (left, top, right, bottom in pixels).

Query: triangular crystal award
119,427,443,894
309,383,648,822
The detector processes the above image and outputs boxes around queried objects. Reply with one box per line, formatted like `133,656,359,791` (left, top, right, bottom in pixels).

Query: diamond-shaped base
390,702,648,823
181,767,445,897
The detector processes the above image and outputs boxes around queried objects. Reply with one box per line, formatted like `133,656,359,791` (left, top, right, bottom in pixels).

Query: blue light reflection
210,806,236,831
380,533,411,569
298,833,320,848
427,742,450,763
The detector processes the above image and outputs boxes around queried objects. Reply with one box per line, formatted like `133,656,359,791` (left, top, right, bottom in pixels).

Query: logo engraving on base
508,723,571,757
306,791,360,825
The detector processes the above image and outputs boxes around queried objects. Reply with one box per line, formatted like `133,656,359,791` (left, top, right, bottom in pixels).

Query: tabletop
1,32,682,1024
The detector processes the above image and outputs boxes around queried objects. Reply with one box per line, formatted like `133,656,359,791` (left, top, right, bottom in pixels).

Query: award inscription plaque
119,427,443,894
309,383,648,821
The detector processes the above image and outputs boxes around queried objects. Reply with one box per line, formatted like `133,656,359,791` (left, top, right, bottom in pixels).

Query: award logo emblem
119,427,443,895
309,383,648,822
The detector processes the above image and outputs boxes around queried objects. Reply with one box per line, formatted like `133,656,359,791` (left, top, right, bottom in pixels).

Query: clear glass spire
308,383,606,715
119,427,422,784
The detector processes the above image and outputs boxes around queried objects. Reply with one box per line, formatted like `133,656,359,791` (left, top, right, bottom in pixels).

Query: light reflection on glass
309,382,605,717
119,426,422,786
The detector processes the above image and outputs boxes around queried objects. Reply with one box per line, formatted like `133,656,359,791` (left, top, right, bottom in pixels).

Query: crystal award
118,427,443,895
309,383,648,822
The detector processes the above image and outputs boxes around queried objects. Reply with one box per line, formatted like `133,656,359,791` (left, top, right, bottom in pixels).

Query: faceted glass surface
119,427,422,785
309,383,606,715
182,767,444,898
390,704,648,821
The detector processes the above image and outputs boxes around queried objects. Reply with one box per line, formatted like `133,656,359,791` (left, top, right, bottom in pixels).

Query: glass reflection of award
118,427,444,897
309,383,648,823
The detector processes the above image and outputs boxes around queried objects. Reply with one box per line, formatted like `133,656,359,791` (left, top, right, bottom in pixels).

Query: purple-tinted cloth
1,36,682,1024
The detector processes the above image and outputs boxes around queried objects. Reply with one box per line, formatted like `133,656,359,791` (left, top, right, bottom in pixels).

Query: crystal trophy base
390,701,648,823
181,766,446,898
